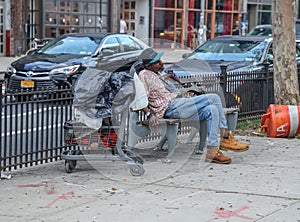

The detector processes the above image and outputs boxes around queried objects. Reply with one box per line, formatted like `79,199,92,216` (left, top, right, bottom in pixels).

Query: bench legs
226,111,238,133
156,123,179,155
127,112,151,148
186,120,207,153
128,111,179,155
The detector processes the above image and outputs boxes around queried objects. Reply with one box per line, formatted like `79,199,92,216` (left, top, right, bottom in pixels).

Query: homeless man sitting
138,48,249,164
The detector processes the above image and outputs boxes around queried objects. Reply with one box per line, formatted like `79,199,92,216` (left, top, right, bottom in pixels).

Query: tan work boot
220,131,249,152
205,147,231,164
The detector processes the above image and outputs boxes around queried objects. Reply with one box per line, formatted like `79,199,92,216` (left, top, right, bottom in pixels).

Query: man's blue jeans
164,93,228,147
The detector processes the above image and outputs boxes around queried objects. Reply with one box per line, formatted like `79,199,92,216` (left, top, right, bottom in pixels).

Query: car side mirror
101,49,115,56
182,53,190,59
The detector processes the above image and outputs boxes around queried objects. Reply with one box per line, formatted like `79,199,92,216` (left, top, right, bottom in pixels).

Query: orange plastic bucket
260,104,300,138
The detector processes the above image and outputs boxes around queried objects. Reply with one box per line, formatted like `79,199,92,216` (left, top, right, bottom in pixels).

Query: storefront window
258,4,272,25
72,1,79,12
45,13,57,25
206,13,212,39
154,0,183,8
233,0,239,10
260,5,272,10
153,0,241,47
177,0,183,8
154,10,180,47
189,0,201,9
44,0,108,39
85,16,96,27
216,0,224,10
188,11,200,29
72,15,79,26
259,11,271,24
122,0,136,37
187,0,202,28
207,0,213,10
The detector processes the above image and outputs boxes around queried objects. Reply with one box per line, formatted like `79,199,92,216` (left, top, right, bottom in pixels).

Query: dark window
119,36,142,52
102,37,120,53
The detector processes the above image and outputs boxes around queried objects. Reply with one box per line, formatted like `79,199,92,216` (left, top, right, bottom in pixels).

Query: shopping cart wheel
124,149,144,164
129,163,145,176
65,160,77,173
131,155,144,164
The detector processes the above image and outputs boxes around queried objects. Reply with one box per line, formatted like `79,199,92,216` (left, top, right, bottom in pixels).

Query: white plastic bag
130,73,148,111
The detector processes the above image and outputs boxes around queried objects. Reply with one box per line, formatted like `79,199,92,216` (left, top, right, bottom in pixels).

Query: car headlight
49,65,80,77
6,65,16,76
160,33,165,37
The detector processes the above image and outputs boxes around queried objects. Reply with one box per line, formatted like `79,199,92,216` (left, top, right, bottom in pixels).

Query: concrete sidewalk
1,134,300,222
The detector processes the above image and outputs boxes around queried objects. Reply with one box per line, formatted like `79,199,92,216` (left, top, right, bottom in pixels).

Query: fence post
220,65,228,97
262,63,270,110
0,74,3,172
0,74,3,100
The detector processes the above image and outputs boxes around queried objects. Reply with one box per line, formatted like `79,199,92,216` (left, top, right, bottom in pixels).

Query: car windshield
188,39,267,62
248,27,272,36
37,36,103,55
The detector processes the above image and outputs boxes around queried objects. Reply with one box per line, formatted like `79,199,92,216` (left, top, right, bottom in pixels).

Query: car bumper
7,73,58,92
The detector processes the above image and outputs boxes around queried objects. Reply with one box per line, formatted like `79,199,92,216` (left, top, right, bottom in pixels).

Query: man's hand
148,113,159,127
162,73,182,84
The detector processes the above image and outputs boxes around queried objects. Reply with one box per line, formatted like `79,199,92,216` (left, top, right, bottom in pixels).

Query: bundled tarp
72,68,135,129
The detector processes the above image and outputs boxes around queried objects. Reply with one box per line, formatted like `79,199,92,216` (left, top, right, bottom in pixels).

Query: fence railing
0,67,274,172
0,86,73,172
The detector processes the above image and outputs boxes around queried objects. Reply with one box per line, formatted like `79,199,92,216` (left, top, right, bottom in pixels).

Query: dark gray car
165,35,300,77
165,35,300,111
248,21,300,46
6,33,149,92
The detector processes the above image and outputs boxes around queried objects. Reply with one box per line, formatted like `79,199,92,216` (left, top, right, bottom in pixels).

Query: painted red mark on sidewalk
44,190,75,208
16,182,48,188
213,205,254,220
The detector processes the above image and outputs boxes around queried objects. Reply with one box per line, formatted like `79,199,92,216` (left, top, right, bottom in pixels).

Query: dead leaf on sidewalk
251,131,265,137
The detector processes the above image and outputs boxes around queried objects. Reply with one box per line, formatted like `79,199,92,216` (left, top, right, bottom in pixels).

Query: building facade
247,0,272,31
121,0,241,48
1,0,300,57
1,0,113,56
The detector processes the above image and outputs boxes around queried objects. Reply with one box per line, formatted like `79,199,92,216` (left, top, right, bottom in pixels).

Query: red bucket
260,104,300,138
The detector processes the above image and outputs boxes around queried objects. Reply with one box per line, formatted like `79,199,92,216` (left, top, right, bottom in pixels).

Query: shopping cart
61,116,144,176
58,67,145,176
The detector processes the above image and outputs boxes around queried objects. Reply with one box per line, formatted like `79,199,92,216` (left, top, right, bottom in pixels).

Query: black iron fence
0,86,73,172
0,67,275,172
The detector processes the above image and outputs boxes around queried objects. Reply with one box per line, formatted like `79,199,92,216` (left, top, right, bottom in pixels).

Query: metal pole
200,0,205,26
198,0,206,45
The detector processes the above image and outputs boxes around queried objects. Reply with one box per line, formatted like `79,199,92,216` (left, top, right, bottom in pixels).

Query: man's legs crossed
164,95,231,164
203,94,249,152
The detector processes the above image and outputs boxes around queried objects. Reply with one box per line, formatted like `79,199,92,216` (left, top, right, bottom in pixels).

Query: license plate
21,80,35,88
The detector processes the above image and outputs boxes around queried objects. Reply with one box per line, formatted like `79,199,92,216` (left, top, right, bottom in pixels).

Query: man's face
146,60,164,73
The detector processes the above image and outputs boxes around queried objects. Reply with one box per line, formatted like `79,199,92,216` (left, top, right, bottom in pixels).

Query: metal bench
127,107,239,155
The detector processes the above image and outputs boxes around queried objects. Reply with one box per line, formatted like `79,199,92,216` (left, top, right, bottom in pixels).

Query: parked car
6,33,149,92
248,24,272,36
166,35,300,76
248,22,300,46
165,35,300,110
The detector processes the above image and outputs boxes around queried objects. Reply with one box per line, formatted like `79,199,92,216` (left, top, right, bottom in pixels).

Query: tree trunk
11,0,25,56
272,0,300,105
